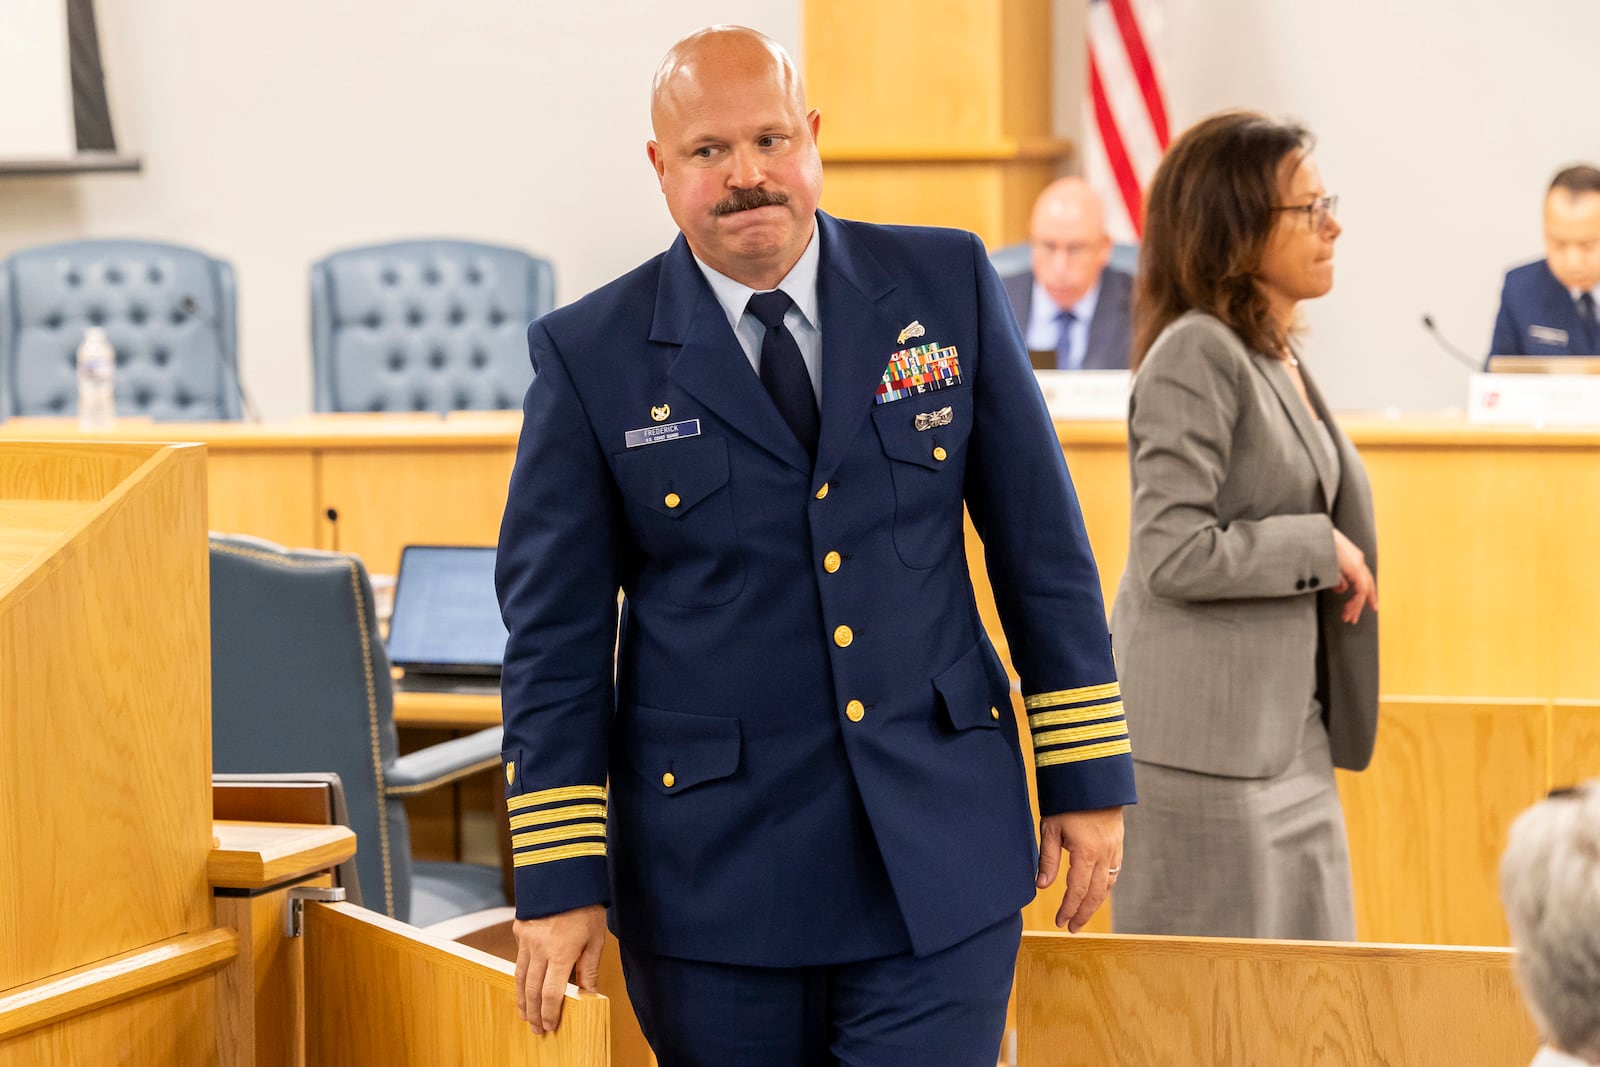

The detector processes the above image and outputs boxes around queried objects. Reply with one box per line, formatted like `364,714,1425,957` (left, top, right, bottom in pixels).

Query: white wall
0,0,799,417
1158,0,1600,411
4,1,1596,415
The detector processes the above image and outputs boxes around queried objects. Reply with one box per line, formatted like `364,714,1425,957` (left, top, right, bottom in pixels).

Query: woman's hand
1331,528,1378,624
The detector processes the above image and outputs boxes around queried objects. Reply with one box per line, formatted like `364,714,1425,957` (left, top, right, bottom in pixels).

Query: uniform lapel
653,236,811,474
813,213,907,486
1255,351,1339,510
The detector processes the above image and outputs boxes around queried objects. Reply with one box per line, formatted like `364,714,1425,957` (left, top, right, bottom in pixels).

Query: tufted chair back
209,534,414,921
309,239,554,413
0,239,241,420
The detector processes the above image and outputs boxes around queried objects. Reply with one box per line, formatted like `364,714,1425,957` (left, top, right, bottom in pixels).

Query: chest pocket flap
613,434,729,518
872,387,974,471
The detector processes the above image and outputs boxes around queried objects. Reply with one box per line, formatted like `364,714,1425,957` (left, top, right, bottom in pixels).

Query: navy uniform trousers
496,211,1136,1063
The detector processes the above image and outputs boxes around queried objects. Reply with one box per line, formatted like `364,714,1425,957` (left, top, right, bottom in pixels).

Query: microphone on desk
178,295,261,422
326,507,340,553
1420,313,1486,373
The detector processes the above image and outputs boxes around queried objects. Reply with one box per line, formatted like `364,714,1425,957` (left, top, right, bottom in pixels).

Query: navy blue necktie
747,290,818,457
1579,292,1599,352
1054,308,1079,370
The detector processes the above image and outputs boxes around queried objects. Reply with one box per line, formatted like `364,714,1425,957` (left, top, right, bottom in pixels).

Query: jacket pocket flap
619,703,742,794
613,435,729,518
871,388,972,470
932,637,1009,730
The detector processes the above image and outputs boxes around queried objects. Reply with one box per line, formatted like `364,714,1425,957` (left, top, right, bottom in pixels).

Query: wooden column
805,0,1069,246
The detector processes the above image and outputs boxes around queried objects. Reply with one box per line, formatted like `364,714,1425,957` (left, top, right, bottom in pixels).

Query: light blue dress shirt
693,226,823,399
1024,277,1102,370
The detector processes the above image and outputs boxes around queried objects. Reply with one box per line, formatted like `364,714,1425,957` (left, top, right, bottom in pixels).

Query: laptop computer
386,545,507,694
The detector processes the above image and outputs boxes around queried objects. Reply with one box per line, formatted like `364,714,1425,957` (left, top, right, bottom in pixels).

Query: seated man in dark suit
1003,177,1133,370
1490,165,1600,360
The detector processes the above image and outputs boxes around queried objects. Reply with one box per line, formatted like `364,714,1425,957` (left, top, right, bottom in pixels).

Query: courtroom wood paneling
1362,446,1546,696
1551,701,1600,789
317,446,516,575
304,902,607,1066
1537,453,1600,697
1015,933,1537,1067
819,159,1063,247
1338,697,1549,947
806,0,1069,247
0,973,223,1067
0,443,214,990
207,451,316,547
215,879,329,1067
0,929,235,1043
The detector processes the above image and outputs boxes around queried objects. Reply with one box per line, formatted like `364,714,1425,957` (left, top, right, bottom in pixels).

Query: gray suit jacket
1001,266,1133,370
1110,311,1379,778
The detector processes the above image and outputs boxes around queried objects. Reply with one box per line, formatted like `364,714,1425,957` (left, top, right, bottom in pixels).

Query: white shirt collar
1026,276,1103,342
1568,283,1600,305
692,221,821,335
1530,1046,1595,1067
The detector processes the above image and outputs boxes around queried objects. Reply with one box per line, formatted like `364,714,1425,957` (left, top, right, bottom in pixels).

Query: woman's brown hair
1131,111,1313,370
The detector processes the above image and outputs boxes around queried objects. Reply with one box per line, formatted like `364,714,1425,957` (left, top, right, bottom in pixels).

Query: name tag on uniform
625,418,701,448
1530,325,1570,346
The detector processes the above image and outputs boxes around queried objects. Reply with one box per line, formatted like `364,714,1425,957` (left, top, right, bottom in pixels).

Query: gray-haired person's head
1500,781,1600,1061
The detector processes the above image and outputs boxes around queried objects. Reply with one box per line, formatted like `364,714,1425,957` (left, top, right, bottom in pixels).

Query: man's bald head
1029,177,1114,311
645,26,823,291
651,27,805,138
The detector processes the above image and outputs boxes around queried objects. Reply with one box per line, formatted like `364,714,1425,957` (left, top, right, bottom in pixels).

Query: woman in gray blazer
1110,112,1379,940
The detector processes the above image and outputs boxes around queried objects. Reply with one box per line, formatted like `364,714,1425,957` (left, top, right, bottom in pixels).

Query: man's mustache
712,188,789,216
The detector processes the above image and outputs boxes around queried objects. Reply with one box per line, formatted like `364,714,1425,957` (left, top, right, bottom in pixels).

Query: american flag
1084,0,1170,241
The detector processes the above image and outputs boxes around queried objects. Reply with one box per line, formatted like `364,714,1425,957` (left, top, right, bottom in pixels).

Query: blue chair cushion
410,861,509,928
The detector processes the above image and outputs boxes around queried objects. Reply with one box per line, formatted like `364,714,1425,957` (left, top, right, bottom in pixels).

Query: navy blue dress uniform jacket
1490,259,1600,358
495,211,1136,968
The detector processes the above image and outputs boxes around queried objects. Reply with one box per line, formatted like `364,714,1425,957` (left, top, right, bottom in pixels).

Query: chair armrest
385,727,503,796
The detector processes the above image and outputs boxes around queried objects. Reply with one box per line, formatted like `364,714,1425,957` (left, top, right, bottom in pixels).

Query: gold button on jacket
845,699,865,722
662,771,676,788
833,625,853,648
932,446,948,462
664,492,681,509
823,550,842,574
814,482,830,500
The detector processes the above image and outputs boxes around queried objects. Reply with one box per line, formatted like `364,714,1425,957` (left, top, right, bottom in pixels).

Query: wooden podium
0,441,610,1065
0,441,232,1062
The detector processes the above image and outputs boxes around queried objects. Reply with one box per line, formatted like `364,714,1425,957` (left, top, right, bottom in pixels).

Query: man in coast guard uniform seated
495,25,1135,1065
1490,165,1600,361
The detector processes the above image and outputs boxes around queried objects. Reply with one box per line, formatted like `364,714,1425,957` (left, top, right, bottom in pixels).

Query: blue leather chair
0,239,241,420
309,239,554,413
209,533,508,927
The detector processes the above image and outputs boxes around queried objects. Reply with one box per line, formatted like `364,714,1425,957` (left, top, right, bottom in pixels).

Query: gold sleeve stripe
512,821,607,851
512,842,608,868
509,803,607,832
1024,681,1121,711
507,784,607,813
1029,701,1124,730
1033,721,1130,749
1035,737,1133,768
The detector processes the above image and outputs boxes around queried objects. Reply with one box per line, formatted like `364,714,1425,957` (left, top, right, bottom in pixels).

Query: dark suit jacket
496,212,1135,968
1001,265,1134,370
1490,259,1599,359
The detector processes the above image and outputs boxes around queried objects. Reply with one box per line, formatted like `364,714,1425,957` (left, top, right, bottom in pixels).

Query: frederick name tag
625,418,701,448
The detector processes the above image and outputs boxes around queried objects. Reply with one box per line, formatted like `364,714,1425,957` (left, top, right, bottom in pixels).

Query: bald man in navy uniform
495,25,1135,1065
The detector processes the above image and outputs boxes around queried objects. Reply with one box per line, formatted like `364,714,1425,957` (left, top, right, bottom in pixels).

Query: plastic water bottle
76,327,116,432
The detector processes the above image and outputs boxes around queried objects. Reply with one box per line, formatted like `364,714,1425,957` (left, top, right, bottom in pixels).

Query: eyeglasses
1272,194,1339,232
